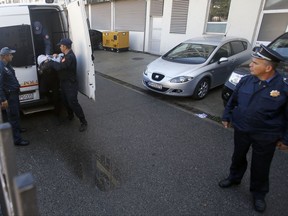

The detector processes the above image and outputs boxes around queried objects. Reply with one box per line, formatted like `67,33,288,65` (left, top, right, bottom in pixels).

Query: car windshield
162,42,217,64
269,35,288,60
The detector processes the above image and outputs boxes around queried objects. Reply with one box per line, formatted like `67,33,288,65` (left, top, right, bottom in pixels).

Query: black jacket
222,72,288,143
48,50,77,82
0,61,20,102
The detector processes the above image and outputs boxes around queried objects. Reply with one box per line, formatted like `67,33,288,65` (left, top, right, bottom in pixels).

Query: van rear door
66,0,96,100
0,6,39,103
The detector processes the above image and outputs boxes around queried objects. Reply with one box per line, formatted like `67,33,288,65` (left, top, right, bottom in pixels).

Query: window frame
205,0,231,34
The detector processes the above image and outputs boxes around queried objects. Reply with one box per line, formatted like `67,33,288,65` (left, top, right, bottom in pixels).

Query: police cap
0,47,16,55
57,38,73,47
252,44,284,63
33,21,43,35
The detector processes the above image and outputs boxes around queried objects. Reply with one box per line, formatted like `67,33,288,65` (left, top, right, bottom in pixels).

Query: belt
5,89,20,95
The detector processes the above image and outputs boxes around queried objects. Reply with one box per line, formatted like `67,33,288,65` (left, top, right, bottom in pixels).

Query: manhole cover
132,57,144,60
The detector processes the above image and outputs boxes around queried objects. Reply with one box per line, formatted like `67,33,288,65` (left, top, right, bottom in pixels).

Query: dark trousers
60,80,86,123
39,69,62,114
5,92,22,143
229,129,278,198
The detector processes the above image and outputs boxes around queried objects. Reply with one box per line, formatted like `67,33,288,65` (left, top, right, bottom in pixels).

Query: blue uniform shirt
222,72,288,144
0,60,20,102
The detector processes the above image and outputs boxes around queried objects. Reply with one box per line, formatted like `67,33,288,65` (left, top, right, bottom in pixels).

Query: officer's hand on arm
276,140,288,151
222,121,231,128
1,100,8,109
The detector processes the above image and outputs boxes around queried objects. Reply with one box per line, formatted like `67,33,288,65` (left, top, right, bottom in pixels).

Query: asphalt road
14,74,288,215
94,50,225,121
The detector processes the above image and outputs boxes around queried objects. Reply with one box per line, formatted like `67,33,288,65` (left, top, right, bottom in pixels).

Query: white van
0,0,95,114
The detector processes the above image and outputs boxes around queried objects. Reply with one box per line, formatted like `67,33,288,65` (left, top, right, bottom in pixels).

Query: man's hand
222,121,230,128
1,100,8,109
276,141,288,151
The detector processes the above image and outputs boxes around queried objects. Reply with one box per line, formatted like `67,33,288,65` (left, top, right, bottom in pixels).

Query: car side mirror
218,57,228,64
253,46,260,52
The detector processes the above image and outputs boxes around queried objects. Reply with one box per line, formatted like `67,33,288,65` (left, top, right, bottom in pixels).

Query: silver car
143,35,252,99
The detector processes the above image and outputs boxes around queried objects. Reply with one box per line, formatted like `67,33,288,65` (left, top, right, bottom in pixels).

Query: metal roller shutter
170,0,189,34
150,0,164,16
115,0,146,31
90,3,111,30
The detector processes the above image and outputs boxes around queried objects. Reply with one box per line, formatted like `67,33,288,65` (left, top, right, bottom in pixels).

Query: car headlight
228,72,244,86
170,76,193,83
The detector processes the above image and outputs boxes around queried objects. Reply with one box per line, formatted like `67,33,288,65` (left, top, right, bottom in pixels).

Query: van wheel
192,78,210,100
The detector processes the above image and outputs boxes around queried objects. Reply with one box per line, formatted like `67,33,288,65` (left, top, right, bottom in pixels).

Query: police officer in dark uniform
45,38,88,132
219,44,288,213
33,21,52,57
0,47,29,146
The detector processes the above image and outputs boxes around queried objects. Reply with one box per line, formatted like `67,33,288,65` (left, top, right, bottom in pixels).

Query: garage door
114,0,146,31
90,2,111,30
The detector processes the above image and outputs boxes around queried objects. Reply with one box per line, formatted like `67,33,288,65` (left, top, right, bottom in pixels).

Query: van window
0,25,34,67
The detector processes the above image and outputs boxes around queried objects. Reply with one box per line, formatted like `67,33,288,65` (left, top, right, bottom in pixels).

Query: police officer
33,21,52,57
46,38,88,132
219,44,288,213
0,47,29,146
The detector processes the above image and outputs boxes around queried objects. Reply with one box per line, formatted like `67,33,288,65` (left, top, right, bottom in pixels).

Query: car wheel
192,78,210,100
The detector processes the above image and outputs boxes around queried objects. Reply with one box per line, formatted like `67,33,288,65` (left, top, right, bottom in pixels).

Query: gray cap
0,47,16,55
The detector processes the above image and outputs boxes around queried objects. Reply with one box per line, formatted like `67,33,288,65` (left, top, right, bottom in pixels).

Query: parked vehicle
142,35,252,99
0,0,95,114
222,32,288,106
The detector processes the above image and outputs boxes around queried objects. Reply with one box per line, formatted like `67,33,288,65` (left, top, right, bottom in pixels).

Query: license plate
148,81,162,89
19,93,34,101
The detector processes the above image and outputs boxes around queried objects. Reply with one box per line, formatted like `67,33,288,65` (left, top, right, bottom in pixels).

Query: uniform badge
270,90,280,97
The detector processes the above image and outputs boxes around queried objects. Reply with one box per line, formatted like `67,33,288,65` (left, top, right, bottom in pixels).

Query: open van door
66,0,96,100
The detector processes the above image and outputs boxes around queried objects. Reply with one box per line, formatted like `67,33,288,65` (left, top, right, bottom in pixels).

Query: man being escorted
46,38,88,132
220,45,288,213
0,47,29,146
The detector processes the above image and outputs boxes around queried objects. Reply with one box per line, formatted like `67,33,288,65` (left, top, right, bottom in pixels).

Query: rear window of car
162,42,216,64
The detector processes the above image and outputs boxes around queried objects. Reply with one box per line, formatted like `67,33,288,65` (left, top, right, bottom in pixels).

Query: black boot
79,118,87,132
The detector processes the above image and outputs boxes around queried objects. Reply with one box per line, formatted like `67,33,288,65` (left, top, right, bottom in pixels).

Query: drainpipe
111,0,115,31
143,0,148,52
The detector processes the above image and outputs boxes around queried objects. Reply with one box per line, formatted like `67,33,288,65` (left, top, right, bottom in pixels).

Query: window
230,41,247,55
0,25,34,67
264,0,288,10
163,42,216,64
151,0,164,16
170,0,189,34
257,13,288,42
210,43,231,63
206,0,231,34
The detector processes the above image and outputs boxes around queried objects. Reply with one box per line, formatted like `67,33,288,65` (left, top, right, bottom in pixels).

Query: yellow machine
103,31,129,52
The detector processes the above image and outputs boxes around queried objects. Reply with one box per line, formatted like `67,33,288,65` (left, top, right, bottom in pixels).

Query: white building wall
227,0,264,46
155,0,264,55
